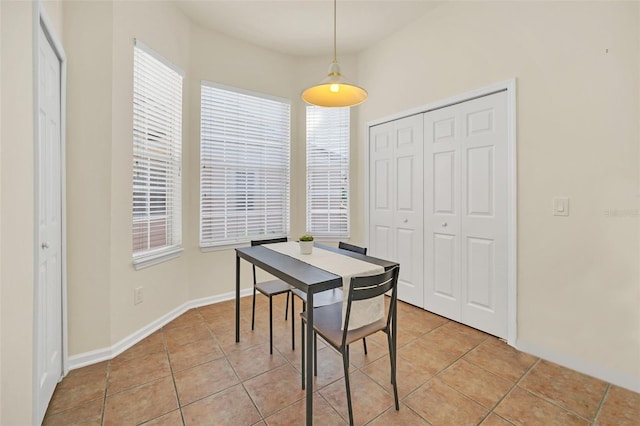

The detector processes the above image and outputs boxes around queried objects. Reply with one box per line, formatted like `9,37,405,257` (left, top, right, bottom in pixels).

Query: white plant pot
299,240,313,255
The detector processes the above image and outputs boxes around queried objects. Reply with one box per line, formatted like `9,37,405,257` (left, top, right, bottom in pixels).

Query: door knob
403,218,408,223
441,222,448,227
41,242,49,249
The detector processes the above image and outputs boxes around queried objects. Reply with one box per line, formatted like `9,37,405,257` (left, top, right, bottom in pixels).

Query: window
306,106,350,237
200,82,290,247
132,40,183,268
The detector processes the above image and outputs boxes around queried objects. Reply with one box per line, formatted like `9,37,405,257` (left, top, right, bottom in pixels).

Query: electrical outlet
134,287,143,305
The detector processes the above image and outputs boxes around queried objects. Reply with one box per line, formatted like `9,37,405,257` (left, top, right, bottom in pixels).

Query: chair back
338,241,367,255
251,237,288,283
342,266,399,346
251,237,288,246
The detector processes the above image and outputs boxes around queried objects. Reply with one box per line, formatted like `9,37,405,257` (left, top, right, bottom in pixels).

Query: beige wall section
0,1,35,424
42,0,63,36
64,0,113,354
357,1,640,387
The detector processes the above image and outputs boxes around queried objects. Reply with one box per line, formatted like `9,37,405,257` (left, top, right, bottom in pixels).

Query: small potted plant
299,234,314,255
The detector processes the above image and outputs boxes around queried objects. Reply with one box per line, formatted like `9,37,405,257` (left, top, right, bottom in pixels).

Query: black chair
301,266,400,425
291,242,369,373
337,241,367,255
251,237,295,354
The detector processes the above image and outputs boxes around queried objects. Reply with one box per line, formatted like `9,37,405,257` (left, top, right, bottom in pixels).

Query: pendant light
301,0,367,107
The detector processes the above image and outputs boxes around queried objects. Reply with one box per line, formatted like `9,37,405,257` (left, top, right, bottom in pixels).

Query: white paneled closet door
36,24,63,424
424,91,508,338
369,115,424,306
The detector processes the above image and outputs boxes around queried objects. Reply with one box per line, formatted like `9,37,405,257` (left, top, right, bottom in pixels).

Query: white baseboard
515,339,640,393
67,288,253,371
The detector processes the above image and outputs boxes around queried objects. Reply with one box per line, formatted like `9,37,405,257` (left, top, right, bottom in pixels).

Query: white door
424,91,508,338
369,115,424,306
36,24,63,424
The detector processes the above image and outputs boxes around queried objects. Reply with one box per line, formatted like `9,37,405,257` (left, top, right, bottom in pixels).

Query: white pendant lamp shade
302,0,367,108
302,61,367,107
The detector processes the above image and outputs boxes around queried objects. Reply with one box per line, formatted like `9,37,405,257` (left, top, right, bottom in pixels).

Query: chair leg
301,318,305,390
251,287,256,331
291,294,295,350
314,332,318,376
285,291,290,320
387,332,399,410
363,337,368,355
343,345,354,426
269,297,273,355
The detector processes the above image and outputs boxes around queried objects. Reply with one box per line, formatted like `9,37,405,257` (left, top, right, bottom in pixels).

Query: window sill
307,235,350,243
133,246,184,270
200,242,249,253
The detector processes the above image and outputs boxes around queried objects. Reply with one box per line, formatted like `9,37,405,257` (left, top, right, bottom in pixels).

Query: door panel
460,92,508,338
369,116,423,307
370,124,394,262
374,159,390,210
434,151,455,214
466,237,494,310
425,91,507,338
36,25,63,423
396,155,414,210
425,108,461,317
392,116,423,305
433,233,456,299
467,146,493,217
373,225,392,260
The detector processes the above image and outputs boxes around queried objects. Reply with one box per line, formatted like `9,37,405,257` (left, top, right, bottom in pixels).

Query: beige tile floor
44,295,640,425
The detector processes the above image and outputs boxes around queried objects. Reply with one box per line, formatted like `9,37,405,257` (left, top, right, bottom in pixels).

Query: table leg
305,290,314,425
235,253,240,343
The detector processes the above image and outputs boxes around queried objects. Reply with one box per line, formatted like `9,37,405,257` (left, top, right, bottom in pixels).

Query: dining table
235,242,397,425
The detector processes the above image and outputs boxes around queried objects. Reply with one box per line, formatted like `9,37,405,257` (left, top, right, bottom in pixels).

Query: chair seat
255,279,293,296
292,288,343,307
301,302,386,349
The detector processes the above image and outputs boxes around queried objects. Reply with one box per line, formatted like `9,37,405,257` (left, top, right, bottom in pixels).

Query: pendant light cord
333,0,337,63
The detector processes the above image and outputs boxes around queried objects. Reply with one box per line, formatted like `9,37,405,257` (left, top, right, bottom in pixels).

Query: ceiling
173,1,441,57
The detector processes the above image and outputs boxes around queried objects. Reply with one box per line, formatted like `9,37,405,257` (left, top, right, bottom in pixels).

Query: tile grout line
203,308,269,424
515,360,603,424
101,361,111,426
428,337,496,424
496,357,602,424
473,355,541,425
591,383,611,426
162,325,187,426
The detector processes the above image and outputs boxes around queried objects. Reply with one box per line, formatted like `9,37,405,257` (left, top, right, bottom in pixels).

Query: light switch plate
553,197,569,216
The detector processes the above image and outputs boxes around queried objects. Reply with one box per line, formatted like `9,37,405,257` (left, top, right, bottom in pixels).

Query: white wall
0,2,35,424
356,1,640,390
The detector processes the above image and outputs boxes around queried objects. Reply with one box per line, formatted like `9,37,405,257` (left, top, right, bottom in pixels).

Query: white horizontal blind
306,106,350,237
132,42,183,260
200,82,290,246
